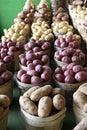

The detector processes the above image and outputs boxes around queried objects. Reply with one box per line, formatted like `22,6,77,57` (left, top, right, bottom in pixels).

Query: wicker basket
0,79,13,104
16,78,51,95
14,50,21,71
73,103,87,124
21,107,66,130
6,59,15,73
0,107,9,130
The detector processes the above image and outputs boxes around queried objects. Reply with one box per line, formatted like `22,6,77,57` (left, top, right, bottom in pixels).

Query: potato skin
53,94,66,110
38,96,52,117
73,117,87,130
19,96,38,115
30,85,53,101
52,88,65,97
23,86,40,98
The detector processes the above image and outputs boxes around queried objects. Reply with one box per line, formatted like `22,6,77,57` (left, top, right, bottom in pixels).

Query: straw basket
21,107,66,130
0,79,13,104
14,50,21,71
0,107,9,130
54,58,85,68
73,103,87,124
53,76,85,110
6,59,15,73
16,78,51,95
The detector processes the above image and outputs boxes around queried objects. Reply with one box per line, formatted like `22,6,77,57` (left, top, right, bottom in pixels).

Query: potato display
54,34,80,50
52,7,69,22
54,63,87,83
1,22,30,44
54,48,85,65
31,21,54,41
24,38,51,55
19,51,49,68
17,65,52,84
19,85,66,117
34,0,51,23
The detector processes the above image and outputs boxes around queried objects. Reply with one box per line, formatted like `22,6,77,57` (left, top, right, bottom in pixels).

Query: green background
0,0,50,37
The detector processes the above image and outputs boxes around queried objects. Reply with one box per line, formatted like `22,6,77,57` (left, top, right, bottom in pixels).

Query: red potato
67,63,76,70
64,69,75,76
27,63,35,70
33,59,42,65
19,57,27,66
69,41,80,49
31,76,43,84
72,55,81,62
20,73,31,83
7,51,14,57
60,42,68,48
17,69,26,80
3,55,13,63
55,73,65,82
7,42,15,48
66,48,75,56
35,65,43,73
26,60,31,66
73,65,83,73
0,62,7,73
41,55,49,64
27,39,36,49
27,70,39,76
33,47,42,53
62,64,68,72
1,70,13,82
41,42,51,50
65,34,73,43
26,53,35,61
61,50,68,56
64,75,75,83
55,67,63,74
0,52,7,59
24,44,29,51
54,51,62,60
61,56,71,63
75,71,87,82
41,70,51,81
36,40,44,46
43,66,52,74
9,46,16,52
16,42,23,50
54,39,60,47
59,38,66,44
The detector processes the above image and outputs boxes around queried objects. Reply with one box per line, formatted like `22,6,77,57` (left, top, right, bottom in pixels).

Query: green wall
0,0,50,37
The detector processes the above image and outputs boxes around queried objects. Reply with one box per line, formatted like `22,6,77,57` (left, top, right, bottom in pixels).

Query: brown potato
38,96,52,117
53,94,66,110
52,88,65,97
19,96,38,115
23,86,40,98
30,85,53,101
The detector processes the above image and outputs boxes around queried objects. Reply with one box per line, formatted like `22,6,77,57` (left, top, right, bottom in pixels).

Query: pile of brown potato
19,85,66,117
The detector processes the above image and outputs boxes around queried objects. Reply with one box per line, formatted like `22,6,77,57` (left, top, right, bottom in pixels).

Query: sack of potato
19,85,66,130
73,83,87,124
0,95,10,130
